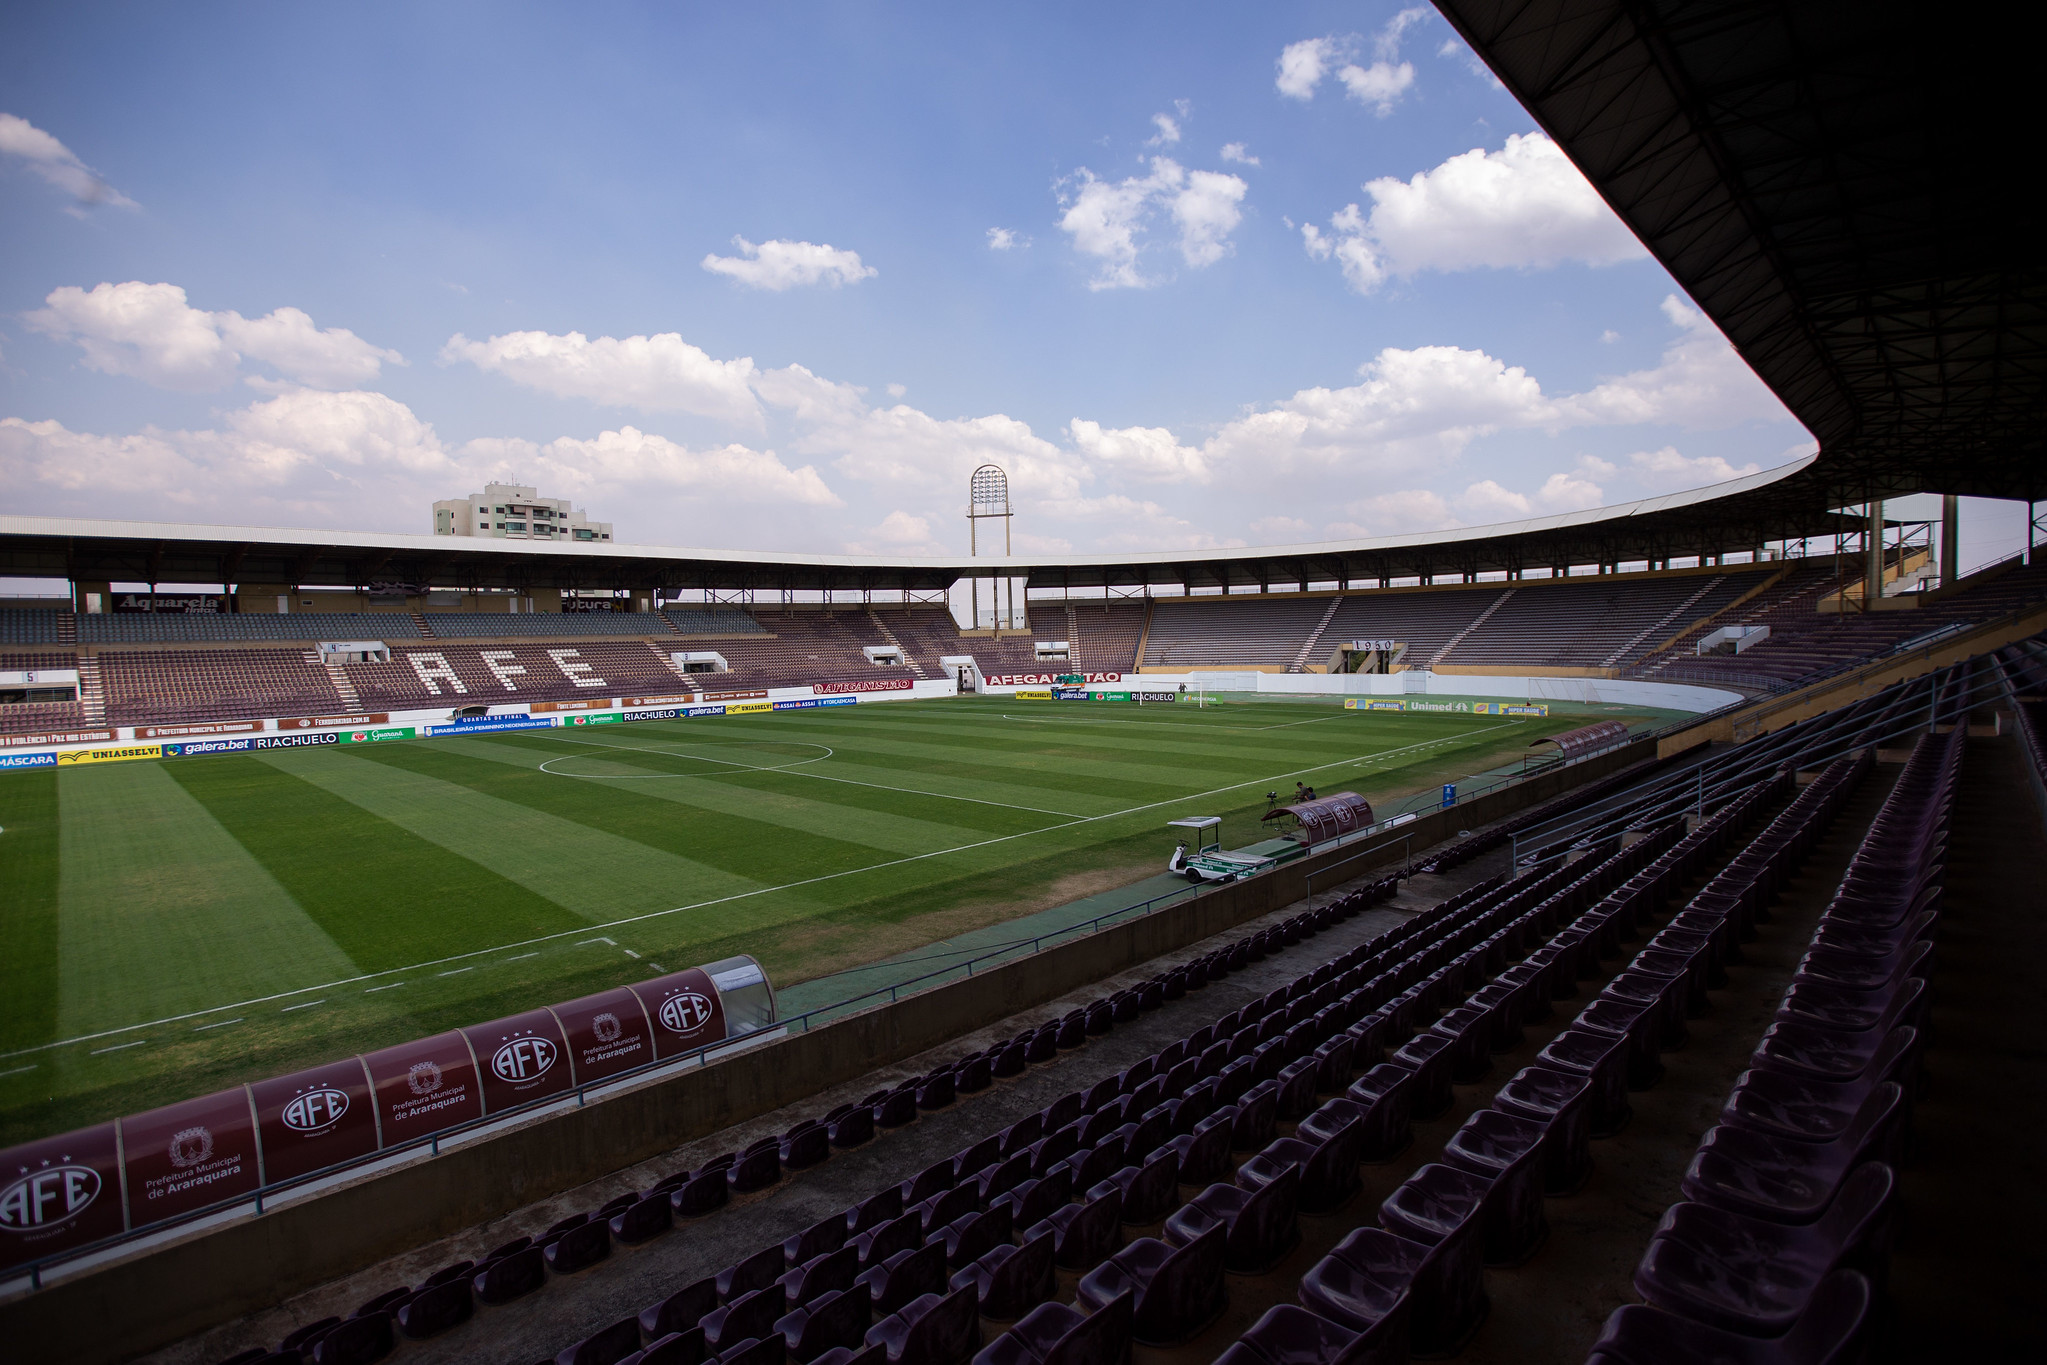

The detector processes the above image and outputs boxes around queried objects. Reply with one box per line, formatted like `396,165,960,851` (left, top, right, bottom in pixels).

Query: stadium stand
342,641,692,709
76,612,425,643
143,642,2021,1365
422,612,682,638
1142,596,1334,669
1061,601,1145,676
709,611,923,691
98,648,343,725
665,606,773,637
0,609,71,645
1445,572,1767,670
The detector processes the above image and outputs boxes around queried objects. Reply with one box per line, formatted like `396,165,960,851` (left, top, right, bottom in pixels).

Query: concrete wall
1100,669,1743,714
0,740,1647,1362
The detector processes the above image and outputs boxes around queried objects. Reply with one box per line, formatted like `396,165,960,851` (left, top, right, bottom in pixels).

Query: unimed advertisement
250,1058,380,1183
462,1009,574,1113
628,968,728,1060
360,1032,483,1144
119,1090,261,1226
550,987,655,1086
0,1123,125,1272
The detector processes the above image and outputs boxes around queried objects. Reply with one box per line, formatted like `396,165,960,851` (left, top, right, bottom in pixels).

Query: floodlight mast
967,464,1014,633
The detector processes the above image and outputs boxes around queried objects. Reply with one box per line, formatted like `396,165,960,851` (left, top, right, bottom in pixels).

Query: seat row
211,880,1405,1365
1217,754,1871,1364
1590,730,1958,1365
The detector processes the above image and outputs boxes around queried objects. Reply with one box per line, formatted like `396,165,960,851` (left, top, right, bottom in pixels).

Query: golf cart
1165,816,1285,883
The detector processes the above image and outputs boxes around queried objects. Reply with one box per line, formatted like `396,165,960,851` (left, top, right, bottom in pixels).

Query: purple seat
1165,1109,1236,1187
395,1277,472,1339
1075,1225,1227,1347
1682,1085,1903,1224
954,1135,1003,1184
1165,1165,1300,1275
1296,1227,1418,1351
781,1285,875,1362
1751,989,1924,1083
974,1151,1036,1206
972,1292,1132,1365
1238,1113,1363,1215
939,1206,1012,1269
865,1286,981,1365
919,1072,957,1110
1274,1059,1323,1121
544,1218,612,1275
1427,1007,1493,1084
729,1145,782,1194
612,1193,674,1246
717,1337,786,1365
1378,1165,1489,1355
1342,1066,1415,1163
673,1170,733,1218
783,1246,862,1308
308,1314,393,1365
992,1040,1029,1077
1586,1268,1873,1365
789,1215,852,1267
1062,1138,1126,1193
855,1213,927,1270
1222,1302,1402,1365
1232,1081,1281,1152
950,1232,1055,1322
1441,1109,1547,1266
1031,1125,1083,1179
830,1105,877,1148
999,1166,1076,1228
1636,1163,1895,1336
902,1161,956,1208
850,1188,905,1237
1576,996,1666,1091
722,1245,792,1301
1534,1028,1632,1137
282,1317,341,1354
1028,1181,1123,1271
858,1243,949,1317
915,1185,981,1237
703,1287,788,1355
1385,1034,1455,1120
1107,1148,1181,1225
641,1277,720,1339
1311,1035,1357,1093
1112,1107,1173,1165
557,1317,642,1365
1491,1065,1592,1195
626,1331,708,1365
1720,1030,1918,1143
1024,1029,1059,1065
784,1123,832,1170
875,1090,920,1128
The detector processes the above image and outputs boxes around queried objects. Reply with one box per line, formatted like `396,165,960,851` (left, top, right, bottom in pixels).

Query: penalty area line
6,720,1526,1060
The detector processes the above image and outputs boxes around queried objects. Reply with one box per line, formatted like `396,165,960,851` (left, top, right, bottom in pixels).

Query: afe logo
658,991,714,1035
591,1012,623,1044
491,1036,558,1083
168,1126,214,1169
281,1088,350,1133
0,1165,102,1232
407,1061,444,1096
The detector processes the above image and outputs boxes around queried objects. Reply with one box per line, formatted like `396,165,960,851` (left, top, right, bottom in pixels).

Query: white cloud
1148,113,1182,146
25,281,403,391
1276,37,1343,100
846,509,946,555
1333,489,1457,536
986,227,1023,250
886,383,907,399
1278,13,1428,111
1056,158,1248,288
1303,133,1647,292
505,426,839,508
1561,296,1790,429
1069,419,1211,483
700,237,877,291
441,329,762,426
0,112,136,211
1219,143,1260,166
1623,445,1762,490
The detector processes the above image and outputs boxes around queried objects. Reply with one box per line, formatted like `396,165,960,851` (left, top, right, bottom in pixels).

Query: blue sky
2,2,2024,566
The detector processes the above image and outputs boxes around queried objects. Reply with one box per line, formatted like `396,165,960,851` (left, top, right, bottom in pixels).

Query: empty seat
545,1218,612,1275
1491,1065,1593,1195
783,1247,862,1308
1075,1224,1228,1347
858,1244,950,1318
1680,1084,1903,1223
703,1287,788,1355
395,1278,473,1339
1440,1109,1547,1266
1165,1110,1236,1187
1295,1226,1420,1349
1720,1030,1917,1143
788,1216,852,1268
1635,1163,1895,1336
673,1170,733,1218
612,1193,674,1245
642,1279,721,1340
1164,1165,1300,1275
970,1291,1132,1365
1586,1268,1873,1365
1534,1028,1632,1137
780,1284,875,1362
722,1246,791,1301
865,1286,981,1365
1027,1182,1122,1272
949,1232,1056,1323
473,1245,546,1304
557,1316,643,1365
1107,1148,1181,1225
1378,1165,1490,1356
1219,1302,1403,1365
1237,1111,1363,1215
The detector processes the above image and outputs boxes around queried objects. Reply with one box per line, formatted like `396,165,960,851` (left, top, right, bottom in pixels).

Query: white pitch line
438,967,473,977
90,1040,148,1055
193,1018,243,1032
3,720,1525,1059
539,733,1087,818
0,1064,36,1078
364,982,406,993
281,999,325,1012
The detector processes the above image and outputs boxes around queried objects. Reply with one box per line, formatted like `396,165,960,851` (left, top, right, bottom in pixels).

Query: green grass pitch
0,694,1641,1143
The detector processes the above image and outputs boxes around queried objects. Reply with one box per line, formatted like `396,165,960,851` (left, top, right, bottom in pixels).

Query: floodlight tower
967,464,1014,631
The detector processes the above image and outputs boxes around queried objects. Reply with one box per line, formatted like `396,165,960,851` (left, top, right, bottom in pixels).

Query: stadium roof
1438,0,2044,507
3,1,2033,594
0,460,1857,595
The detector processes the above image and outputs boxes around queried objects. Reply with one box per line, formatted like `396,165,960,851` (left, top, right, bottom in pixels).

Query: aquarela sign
0,955,773,1273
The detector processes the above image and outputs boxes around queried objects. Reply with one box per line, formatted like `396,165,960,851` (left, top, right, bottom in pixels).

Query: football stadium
2,4,2044,1365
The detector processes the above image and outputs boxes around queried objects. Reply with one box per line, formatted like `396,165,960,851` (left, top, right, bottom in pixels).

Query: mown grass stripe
168,752,583,971
55,762,359,1036
0,769,60,1050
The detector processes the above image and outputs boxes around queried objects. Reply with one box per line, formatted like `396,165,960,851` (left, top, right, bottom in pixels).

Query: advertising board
56,744,162,766
772,697,858,711
360,1032,483,1144
249,1059,380,1183
704,690,768,702
0,752,56,769
628,968,728,1060
0,728,115,748
165,738,255,757
119,1090,261,1225
1343,699,1409,712
548,987,656,1086
723,701,772,716
984,671,1124,685
338,727,415,744
461,1009,575,1113
1014,690,1053,701
420,717,557,737
1129,691,1179,703
280,714,388,729
814,678,913,694
562,712,622,727
137,721,261,739
621,694,699,708
623,707,686,722
1051,687,1089,700
254,733,339,749
0,1123,124,1272
531,699,616,713
1473,702,1549,716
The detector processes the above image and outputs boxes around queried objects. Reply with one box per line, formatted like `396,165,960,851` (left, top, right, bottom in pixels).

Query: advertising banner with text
0,752,56,769
338,727,415,744
628,968,729,1061
249,1059,380,1183
119,1090,262,1225
360,1032,484,1145
1,728,114,749
550,987,656,1087
420,717,557,737
55,744,162,767
462,1009,575,1113
814,678,913,694
0,1122,125,1272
